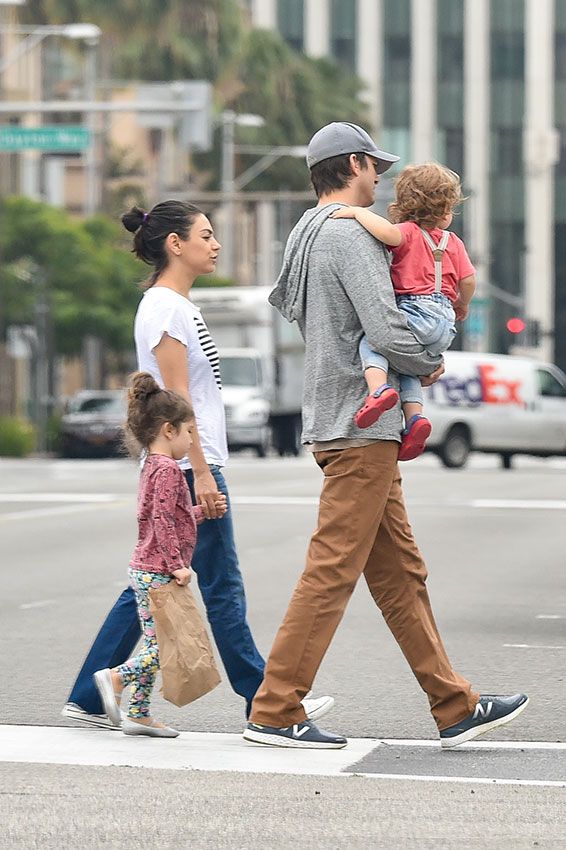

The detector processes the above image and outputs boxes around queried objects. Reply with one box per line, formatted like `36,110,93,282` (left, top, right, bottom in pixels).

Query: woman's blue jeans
67,465,265,717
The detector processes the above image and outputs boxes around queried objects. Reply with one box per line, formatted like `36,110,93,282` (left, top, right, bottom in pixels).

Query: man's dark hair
310,152,369,198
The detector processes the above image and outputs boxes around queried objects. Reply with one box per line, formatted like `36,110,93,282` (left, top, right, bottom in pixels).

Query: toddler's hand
331,206,357,219
454,301,469,322
171,566,191,586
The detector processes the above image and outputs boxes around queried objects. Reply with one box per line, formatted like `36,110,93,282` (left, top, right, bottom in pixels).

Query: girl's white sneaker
122,717,180,738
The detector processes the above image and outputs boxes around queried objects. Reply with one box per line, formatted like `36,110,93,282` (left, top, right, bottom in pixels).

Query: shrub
0,417,36,457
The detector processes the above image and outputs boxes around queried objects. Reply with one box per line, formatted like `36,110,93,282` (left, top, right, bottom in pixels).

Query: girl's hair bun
129,371,161,403
121,206,146,234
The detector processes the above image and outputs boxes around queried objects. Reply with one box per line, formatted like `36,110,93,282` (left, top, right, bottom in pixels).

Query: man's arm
338,229,443,377
154,333,221,519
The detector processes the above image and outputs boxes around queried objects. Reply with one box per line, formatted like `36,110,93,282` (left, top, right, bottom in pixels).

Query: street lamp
220,111,265,280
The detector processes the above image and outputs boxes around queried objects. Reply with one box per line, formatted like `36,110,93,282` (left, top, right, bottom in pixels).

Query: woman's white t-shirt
134,286,228,469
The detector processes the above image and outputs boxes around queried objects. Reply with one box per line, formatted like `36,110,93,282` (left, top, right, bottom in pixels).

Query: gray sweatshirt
269,204,443,444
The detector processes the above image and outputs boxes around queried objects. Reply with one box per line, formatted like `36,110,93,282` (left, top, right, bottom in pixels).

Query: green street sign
0,125,91,152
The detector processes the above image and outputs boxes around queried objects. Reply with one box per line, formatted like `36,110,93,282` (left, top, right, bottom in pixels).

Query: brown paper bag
149,581,221,707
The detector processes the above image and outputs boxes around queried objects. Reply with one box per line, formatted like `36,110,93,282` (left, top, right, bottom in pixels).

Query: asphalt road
1,452,565,848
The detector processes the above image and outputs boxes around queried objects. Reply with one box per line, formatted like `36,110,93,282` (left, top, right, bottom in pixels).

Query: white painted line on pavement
1,727,566,788
379,739,566,750
19,600,57,610
0,726,375,777
504,643,566,650
0,505,117,522
0,493,118,502
357,773,566,788
536,614,565,620
231,496,566,511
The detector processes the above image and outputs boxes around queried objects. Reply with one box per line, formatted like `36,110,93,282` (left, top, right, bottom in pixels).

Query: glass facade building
252,0,565,369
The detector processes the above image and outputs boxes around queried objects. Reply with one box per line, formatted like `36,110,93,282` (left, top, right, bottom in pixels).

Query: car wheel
439,425,471,468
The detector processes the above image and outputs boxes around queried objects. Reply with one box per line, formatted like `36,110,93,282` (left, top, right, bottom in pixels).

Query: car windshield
69,396,124,414
220,357,260,387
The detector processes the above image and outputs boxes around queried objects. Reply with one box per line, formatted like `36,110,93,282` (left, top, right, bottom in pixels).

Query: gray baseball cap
306,122,399,174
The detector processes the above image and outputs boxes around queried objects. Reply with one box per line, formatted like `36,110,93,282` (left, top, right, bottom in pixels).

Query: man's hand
194,468,221,519
419,361,445,387
171,566,191,586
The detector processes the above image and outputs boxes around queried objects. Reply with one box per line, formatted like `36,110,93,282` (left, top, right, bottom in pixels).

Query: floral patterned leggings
116,568,171,719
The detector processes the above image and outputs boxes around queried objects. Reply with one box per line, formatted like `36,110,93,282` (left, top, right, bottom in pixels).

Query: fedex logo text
428,364,524,407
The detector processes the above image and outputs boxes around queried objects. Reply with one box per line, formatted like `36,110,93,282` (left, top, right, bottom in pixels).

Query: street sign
0,125,91,152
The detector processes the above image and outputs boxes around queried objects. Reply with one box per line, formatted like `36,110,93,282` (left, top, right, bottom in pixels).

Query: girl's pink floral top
130,453,203,575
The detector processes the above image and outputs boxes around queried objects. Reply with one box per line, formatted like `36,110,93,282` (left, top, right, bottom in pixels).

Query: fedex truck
425,351,566,468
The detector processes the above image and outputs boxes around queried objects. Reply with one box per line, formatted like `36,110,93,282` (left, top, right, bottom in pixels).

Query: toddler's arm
454,274,476,321
332,206,403,247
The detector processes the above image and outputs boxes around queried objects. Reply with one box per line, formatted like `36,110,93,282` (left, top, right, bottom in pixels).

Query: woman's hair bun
129,372,161,403
121,206,146,234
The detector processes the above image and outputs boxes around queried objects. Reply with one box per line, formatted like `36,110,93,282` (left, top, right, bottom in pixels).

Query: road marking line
19,600,57,610
504,643,566,650
0,727,565,788
379,739,566,750
231,496,566,511
355,773,566,788
0,493,118,503
0,505,117,522
536,614,565,620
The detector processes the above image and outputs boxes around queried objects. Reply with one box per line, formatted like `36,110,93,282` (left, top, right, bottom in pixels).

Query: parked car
60,390,126,458
425,351,566,468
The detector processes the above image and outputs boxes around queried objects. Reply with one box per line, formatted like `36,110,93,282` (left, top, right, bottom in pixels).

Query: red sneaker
398,415,432,461
354,385,399,429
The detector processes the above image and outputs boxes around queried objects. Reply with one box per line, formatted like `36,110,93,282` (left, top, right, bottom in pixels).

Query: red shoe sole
398,418,432,461
354,388,399,428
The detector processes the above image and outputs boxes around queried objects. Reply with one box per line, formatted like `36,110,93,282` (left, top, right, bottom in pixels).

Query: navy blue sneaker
243,719,347,749
440,693,529,749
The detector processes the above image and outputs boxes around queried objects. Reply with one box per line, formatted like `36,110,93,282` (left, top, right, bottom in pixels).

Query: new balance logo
473,701,493,721
292,724,310,738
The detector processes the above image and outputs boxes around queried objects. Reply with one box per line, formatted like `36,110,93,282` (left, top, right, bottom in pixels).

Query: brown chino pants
250,441,478,731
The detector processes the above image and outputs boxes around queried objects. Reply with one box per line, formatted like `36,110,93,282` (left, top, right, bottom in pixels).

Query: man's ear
349,153,361,176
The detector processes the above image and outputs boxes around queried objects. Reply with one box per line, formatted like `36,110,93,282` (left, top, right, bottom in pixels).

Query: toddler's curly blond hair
388,162,465,229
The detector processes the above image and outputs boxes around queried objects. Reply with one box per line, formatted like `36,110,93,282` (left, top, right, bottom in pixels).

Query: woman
62,201,333,725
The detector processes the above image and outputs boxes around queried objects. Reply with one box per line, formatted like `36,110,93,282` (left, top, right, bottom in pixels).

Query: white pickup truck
424,351,566,468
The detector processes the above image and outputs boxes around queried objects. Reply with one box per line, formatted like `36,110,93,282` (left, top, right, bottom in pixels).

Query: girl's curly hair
388,162,465,229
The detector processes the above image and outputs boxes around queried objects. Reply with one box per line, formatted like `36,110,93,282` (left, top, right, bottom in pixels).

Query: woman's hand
171,566,191,586
194,467,222,519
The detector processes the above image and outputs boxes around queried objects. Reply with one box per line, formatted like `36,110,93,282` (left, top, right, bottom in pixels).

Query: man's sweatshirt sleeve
338,229,442,377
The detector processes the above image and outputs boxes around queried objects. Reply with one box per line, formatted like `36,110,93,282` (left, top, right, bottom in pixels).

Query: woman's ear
166,232,182,257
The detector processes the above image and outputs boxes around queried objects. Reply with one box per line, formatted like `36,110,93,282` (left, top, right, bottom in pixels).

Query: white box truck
425,351,566,468
191,286,304,457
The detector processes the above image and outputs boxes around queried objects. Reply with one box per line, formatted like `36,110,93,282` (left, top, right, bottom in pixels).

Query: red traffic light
506,317,526,334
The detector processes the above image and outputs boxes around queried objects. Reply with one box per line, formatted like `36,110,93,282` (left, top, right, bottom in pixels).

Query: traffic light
506,317,541,347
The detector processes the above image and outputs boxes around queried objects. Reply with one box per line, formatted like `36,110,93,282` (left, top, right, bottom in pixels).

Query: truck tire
439,425,471,469
500,453,513,470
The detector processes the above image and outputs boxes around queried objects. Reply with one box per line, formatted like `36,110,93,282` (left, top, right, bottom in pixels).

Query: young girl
93,372,226,738
333,162,476,461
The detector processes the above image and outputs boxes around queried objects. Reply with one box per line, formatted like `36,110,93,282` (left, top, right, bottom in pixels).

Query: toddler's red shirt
389,221,475,303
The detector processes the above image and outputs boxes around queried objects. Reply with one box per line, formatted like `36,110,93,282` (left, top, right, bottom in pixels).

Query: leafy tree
0,197,142,356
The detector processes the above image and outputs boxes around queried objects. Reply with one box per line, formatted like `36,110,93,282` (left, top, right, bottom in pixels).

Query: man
243,122,528,749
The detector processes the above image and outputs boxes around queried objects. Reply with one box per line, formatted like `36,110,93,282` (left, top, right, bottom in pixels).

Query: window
330,0,356,70
556,33,566,80
277,0,304,53
495,128,523,176
384,35,410,83
491,32,524,81
537,369,566,398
